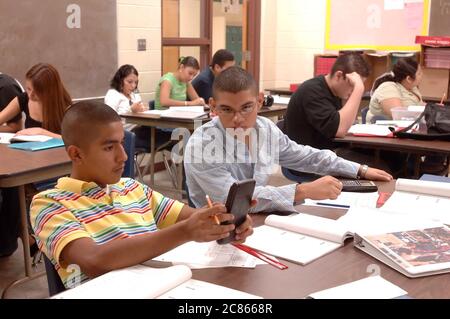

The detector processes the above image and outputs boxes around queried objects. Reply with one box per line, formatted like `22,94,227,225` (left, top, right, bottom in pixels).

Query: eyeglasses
216,103,256,118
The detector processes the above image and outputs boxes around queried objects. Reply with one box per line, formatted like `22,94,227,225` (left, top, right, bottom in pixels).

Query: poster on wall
325,0,429,51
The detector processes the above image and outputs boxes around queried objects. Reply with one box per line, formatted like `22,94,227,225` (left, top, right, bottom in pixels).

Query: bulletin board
0,0,117,99
325,0,430,51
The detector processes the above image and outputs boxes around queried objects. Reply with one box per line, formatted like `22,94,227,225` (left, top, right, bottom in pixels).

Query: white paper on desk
142,110,166,115
168,106,205,113
153,241,260,268
157,279,262,299
272,95,290,105
304,192,379,209
337,207,442,235
307,275,407,299
349,124,393,136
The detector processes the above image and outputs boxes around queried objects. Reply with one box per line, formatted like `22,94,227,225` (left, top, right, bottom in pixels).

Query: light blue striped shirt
184,116,359,213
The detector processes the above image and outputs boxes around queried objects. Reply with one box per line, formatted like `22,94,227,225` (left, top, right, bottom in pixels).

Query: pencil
440,93,446,105
206,195,221,225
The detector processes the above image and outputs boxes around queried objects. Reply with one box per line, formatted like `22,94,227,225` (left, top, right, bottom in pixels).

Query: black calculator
340,180,378,192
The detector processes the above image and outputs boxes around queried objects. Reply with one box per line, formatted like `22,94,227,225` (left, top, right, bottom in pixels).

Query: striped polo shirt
30,177,184,288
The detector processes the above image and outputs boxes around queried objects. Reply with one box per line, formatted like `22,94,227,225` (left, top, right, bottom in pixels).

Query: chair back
123,130,136,178
361,107,369,124
149,100,155,110
44,254,66,296
276,119,286,133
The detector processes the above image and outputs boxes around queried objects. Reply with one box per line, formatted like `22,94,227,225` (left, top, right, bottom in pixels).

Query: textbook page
307,276,407,299
244,214,351,265
153,241,260,268
158,279,262,299
382,179,450,224
356,226,450,277
0,133,52,144
304,191,379,210
52,265,192,299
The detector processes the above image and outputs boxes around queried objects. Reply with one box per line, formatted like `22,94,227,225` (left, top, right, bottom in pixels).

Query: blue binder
8,138,64,151
420,174,450,183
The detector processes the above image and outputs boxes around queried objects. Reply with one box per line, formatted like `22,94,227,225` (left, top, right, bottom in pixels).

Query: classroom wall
117,0,162,103
260,0,327,90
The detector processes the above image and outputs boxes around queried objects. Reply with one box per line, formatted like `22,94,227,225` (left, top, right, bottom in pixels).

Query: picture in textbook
354,226,450,278
52,264,261,299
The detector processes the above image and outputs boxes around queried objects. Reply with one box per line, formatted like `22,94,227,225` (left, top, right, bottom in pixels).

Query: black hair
331,53,370,78
210,49,235,68
62,100,121,147
212,66,257,98
110,64,139,92
178,56,200,70
372,57,419,92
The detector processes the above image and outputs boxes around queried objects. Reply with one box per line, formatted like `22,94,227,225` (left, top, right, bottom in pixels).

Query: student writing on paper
192,49,235,103
154,56,205,110
30,101,253,288
0,63,71,139
0,64,71,258
0,72,23,256
367,57,424,123
104,64,165,150
184,67,392,213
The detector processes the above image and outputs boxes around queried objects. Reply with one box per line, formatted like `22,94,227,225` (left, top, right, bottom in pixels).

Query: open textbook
244,213,354,265
0,132,52,144
52,264,261,299
381,179,450,225
354,226,450,278
142,106,208,119
244,206,443,266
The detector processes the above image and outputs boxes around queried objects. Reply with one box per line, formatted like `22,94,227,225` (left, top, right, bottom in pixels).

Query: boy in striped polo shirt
30,101,253,288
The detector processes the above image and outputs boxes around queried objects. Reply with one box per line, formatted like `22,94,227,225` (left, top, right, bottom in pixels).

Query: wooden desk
121,106,288,189
334,135,450,177
190,180,450,298
0,145,71,297
265,87,293,96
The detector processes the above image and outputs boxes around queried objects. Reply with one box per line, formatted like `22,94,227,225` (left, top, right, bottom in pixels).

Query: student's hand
16,127,45,136
295,176,343,201
189,98,205,106
364,167,393,181
232,215,254,244
131,101,146,113
183,204,235,242
345,72,365,91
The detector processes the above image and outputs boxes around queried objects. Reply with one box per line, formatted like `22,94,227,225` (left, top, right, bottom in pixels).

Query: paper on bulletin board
384,0,405,11
325,0,429,51
405,2,424,29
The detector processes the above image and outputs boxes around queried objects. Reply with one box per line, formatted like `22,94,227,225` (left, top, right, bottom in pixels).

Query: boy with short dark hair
192,49,235,103
30,101,252,287
184,66,392,213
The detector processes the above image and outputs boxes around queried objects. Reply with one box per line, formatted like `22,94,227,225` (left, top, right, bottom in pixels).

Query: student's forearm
75,223,191,278
0,122,20,133
160,97,188,107
41,130,61,138
336,86,364,137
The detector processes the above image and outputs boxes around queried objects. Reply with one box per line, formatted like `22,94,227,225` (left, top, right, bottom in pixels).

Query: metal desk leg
1,185,45,299
150,127,156,187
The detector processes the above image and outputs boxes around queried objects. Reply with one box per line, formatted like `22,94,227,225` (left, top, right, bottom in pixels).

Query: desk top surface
335,135,450,153
188,179,450,299
0,144,70,178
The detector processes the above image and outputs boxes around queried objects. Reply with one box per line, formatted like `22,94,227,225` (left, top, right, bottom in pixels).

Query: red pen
233,243,288,270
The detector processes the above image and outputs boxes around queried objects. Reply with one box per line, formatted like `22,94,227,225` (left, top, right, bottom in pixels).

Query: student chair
276,119,320,183
123,130,136,179
360,106,388,124
136,100,179,188
44,254,66,296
